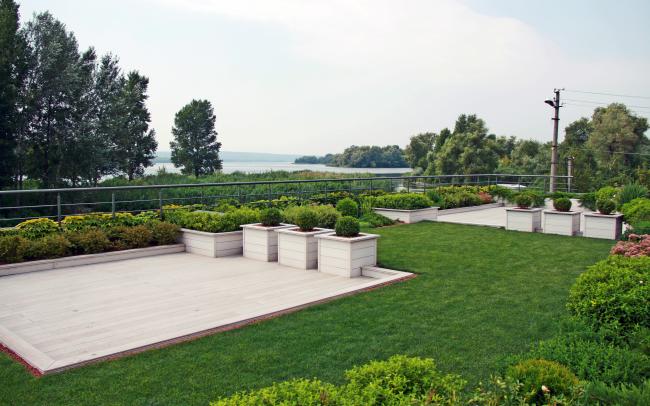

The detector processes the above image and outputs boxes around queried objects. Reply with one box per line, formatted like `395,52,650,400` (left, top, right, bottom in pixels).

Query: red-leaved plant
611,234,650,257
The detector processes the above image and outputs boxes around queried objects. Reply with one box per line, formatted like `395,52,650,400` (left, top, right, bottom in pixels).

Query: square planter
315,232,380,278
583,213,623,240
543,210,581,236
505,208,543,232
179,228,243,257
242,223,294,262
277,227,333,270
372,206,439,223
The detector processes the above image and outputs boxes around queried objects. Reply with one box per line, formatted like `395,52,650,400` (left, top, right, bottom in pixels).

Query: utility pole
545,88,563,192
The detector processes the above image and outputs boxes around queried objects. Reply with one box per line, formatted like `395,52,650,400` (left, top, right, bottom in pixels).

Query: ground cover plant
0,222,613,405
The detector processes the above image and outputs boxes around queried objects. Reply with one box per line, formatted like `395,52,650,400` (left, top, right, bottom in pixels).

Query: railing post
267,184,272,207
111,192,116,219
158,190,163,219
56,193,62,224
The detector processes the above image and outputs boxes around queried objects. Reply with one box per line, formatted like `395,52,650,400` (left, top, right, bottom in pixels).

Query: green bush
0,235,29,263
579,192,597,211
308,191,354,206
336,197,359,217
211,379,340,406
149,222,180,245
506,359,580,404
259,208,283,227
621,198,650,225
584,380,650,406
514,193,533,208
15,218,59,239
372,193,433,210
245,196,299,210
108,225,153,250
66,229,111,255
597,199,617,215
61,212,159,232
359,212,395,228
311,205,341,229
164,207,259,233
24,234,72,260
596,186,619,203
335,216,360,237
295,207,318,231
487,185,514,200
618,183,649,207
623,221,650,240
553,197,572,212
567,256,650,334
470,375,579,406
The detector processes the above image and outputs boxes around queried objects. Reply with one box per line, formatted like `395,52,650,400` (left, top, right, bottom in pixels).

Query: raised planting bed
583,212,624,240
242,223,294,262
372,207,439,224
0,244,185,277
543,210,581,236
315,232,380,278
178,229,243,257
437,202,503,216
277,227,332,270
505,207,543,232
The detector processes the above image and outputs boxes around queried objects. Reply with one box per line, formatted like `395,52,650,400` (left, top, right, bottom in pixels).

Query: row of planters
212,235,650,405
0,213,181,266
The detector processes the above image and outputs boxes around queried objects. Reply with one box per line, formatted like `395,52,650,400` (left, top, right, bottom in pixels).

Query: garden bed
437,202,503,216
372,207,439,224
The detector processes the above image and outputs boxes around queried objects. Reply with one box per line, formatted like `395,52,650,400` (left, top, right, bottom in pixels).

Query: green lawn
0,222,613,405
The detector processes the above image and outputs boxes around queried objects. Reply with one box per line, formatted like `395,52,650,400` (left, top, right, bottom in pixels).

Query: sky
18,0,650,155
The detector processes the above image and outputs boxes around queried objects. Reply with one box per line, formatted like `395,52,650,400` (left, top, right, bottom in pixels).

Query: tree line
405,105,649,191
0,1,222,190
295,145,408,168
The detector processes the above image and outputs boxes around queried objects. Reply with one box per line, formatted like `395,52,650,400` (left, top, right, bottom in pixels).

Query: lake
147,162,411,175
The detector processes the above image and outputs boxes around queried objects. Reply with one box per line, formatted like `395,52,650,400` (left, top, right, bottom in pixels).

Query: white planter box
543,210,581,236
583,213,623,240
505,208,543,232
242,223,294,262
315,232,380,278
372,206,439,223
179,228,242,257
437,202,503,215
277,227,333,269
0,244,185,277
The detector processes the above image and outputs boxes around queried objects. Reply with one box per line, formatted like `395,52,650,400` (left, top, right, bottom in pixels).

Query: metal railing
0,174,573,225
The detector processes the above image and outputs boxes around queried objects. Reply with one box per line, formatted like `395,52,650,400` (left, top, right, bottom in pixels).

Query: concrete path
0,253,411,374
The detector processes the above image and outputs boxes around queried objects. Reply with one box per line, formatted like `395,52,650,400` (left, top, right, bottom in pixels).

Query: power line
564,89,650,100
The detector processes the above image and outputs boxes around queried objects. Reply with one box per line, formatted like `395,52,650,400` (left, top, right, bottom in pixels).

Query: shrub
309,191,354,206
514,193,533,209
487,185,514,200
108,225,153,250
359,212,395,228
211,379,340,406
372,193,433,210
470,375,580,406
295,208,318,231
478,191,493,204
623,221,650,240
579,192,597,211
584,380,650,406
15,218,59,239
149,222,180,245
335,216,360,237
621,198,650,225
0,235,29,263
597,199,616,215
311,205,341,229
553,197,572,212
24,234,71,260
618,183,649,207
336,197,359,217
596,186,619,203
66,229,111,255
246,196,299,210
165,207,259,233
567,256,650,334
506,359,580,404
611,234,650,257
259,208,283,227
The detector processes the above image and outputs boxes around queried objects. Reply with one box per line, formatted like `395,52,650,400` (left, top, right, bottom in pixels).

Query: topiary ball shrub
336,198,359,217
553,197,572,212
514,193,533,209
259,207,283,227
335,216,360,237
149,221,180,245
295,208,318,232
506,359,580,404
597,198,616,215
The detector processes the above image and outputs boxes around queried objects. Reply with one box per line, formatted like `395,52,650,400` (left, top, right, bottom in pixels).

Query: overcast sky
19,0,650,155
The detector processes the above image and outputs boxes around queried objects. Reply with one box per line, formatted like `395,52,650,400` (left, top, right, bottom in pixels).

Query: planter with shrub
241,208,293,262
505,193,542,232
165,206,259,257
276,206,332,269
315,216,380,277
543,197,580,236
583,199,623,239
371,193,438,223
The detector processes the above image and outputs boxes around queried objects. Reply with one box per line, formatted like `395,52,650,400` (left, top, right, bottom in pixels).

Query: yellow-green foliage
15,218,59,239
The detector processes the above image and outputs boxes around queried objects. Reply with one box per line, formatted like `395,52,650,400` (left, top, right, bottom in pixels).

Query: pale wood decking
0,253,411,374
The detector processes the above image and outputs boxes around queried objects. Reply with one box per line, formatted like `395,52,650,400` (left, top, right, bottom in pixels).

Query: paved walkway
0,253,410,374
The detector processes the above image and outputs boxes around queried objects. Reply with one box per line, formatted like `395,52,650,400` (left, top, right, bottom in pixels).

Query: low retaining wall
372,207,439,223
0,244,186,277
437,202,503,216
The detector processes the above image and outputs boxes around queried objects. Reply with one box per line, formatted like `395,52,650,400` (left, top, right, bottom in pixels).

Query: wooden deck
0,253,411,374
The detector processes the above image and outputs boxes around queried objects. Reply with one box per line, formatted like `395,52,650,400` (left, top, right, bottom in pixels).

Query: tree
404,132,436,170
113,71,157,180
170,99,222,177
0,0,27,189
560,117,598,191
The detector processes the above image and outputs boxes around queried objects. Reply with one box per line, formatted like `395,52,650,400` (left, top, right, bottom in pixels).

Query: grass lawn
0,222,613,405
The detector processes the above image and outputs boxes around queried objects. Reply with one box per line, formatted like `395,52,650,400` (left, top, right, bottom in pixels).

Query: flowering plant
611,234,650,257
